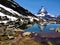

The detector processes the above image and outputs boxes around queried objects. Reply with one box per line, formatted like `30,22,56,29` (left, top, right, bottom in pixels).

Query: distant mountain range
57,15,60,20
42,15,56,20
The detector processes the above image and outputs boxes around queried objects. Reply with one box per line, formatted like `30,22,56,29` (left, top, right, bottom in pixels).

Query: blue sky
14,0,60,16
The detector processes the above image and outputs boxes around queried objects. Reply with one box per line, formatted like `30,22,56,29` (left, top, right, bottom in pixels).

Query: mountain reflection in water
25,23,60,33
25,23,42,33
24,24,60,45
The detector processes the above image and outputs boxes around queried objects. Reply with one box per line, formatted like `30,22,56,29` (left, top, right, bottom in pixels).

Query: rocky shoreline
0,32,60,45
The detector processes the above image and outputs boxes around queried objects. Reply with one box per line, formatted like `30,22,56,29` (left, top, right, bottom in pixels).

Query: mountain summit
36,6,56,21
38,6,47,15
37,6,48,17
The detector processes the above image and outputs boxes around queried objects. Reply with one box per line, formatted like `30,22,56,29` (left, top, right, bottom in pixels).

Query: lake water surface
25,23,60,33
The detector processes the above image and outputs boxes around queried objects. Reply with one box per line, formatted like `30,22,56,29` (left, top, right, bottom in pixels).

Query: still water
25,23,60,33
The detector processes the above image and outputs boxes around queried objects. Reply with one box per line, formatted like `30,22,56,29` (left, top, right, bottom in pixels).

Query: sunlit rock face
22,32,31,36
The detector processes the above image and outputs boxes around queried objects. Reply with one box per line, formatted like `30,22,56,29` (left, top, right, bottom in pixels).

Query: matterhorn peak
38,6,47,14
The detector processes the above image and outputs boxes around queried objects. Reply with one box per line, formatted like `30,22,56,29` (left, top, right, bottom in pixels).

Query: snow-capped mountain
0,0,38,17
37,6,47,17
0,5,18,23
0,0,39,24
0,0,24,23
0,4,24,21
36,6,55,20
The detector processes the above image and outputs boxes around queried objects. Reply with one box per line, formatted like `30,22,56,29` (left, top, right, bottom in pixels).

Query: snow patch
0,4,22,17
0,12,18,21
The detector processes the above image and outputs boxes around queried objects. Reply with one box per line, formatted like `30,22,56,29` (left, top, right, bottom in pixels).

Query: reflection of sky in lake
25,23,60,33
44,24,60,33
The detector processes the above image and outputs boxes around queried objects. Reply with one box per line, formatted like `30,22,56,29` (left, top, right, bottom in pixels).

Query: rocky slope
0,34,60,45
